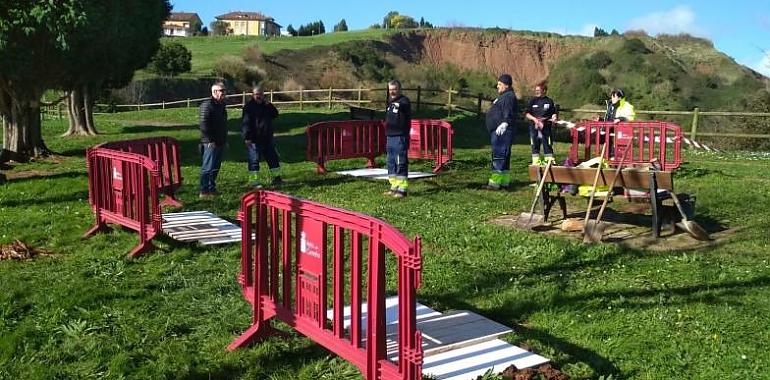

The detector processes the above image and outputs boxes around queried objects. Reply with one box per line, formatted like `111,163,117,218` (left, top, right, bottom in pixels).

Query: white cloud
627,5,706,36
548,23,599,37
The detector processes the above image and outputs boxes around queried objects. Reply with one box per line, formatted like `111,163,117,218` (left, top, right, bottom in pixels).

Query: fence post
416,86,421,113
186,98,191,108
269,90,274,103
162,101,165,110
242,92,246,106
328,87,333,109
691,107,700,140
477,93,483,116
300,89,304,111
137,102,141,112
357,87,362,104
447,87,453,117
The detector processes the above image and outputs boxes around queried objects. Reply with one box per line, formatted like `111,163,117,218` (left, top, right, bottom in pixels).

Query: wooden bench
349,106,377,120
527,165,675,237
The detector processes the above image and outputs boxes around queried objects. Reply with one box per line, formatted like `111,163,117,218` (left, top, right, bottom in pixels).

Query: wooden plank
528,165,674,190
422,339,549,380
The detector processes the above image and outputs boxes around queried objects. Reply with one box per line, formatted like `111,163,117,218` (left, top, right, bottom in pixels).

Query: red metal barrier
306,120,385,174
229,191,423,380
569,121,683,171
408,120,453,173
306,119,453,174
98,137,183,207
83,147,161,257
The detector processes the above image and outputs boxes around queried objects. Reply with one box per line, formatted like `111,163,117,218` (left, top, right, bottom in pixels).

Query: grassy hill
137,29,393,78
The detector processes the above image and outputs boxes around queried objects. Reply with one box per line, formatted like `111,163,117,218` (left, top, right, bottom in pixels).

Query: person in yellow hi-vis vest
579,88,636,197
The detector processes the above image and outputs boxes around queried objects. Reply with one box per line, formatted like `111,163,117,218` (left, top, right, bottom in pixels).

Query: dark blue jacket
199,98,228,145
485,89,518,132
241,99,279,140
385,95,412,136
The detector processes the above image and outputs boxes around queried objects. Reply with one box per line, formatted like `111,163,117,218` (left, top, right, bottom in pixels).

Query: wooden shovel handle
582,142,609,227
527,160,554,214
594,143,633,222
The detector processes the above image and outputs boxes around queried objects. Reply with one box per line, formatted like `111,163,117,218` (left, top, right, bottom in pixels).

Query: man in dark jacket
484,74,518,190
384,79,411,198
241,87,281,188
524,82,558,165
198,82,228,198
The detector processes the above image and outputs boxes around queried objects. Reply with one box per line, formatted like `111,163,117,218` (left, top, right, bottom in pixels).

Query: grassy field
1,107,770,379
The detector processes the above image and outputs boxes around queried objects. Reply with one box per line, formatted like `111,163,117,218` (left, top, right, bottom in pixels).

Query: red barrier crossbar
306,119,453,174
229,191,423,380
568,121,682,171
83,147,161,257
98,137,183,207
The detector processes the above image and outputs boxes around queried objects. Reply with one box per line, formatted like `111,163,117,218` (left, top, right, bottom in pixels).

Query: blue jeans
200,143,224,193
247,137,280,172
490,129,513,172
386,135,409,179
529,123,553,155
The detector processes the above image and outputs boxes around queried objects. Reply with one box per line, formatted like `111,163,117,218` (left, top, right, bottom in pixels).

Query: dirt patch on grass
493,205,737,252
3,169,57,180
492,363,570,380
0,240,53,261
122,120,189,128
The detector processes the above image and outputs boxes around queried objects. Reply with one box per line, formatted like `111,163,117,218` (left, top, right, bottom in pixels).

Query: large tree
61,0,169,136
0,1,84,161
0,1,170,160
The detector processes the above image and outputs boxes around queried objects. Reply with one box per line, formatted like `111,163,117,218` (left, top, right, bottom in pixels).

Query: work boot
249,171,261,188
392,190,407,198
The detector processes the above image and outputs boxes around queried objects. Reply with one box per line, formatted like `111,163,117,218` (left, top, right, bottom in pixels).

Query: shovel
669,192,710,241
581,142,609,233
517,160,554,228
583,144,633,243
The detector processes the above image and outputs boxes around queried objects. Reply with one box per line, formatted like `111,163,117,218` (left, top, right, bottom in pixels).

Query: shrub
621,38,651,54
212,55,264,91
147,42,192,77
584,51,613,69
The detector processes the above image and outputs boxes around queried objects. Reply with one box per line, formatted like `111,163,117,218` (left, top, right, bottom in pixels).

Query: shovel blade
582,220,606,243
678,221,711,241
517,212,544,228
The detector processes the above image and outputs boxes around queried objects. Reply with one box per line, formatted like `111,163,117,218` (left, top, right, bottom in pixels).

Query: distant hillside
117,28,769,148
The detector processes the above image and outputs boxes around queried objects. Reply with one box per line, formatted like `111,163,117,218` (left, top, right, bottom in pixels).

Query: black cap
498,74,513,87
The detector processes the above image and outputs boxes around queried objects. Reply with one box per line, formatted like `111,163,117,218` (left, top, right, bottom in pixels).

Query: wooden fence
40,86,770,143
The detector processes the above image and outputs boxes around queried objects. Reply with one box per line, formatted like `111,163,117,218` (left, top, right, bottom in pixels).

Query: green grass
140,29,392,78
2,107,770,379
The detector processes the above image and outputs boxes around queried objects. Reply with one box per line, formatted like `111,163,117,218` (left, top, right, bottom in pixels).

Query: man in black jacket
484,74,518,190
198,82,228,198
384,80,411,198
241,87,281,188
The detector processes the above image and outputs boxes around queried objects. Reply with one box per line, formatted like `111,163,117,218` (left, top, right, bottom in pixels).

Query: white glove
495,122,508,136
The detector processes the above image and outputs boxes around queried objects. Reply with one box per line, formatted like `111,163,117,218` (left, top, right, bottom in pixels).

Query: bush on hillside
621,38,651,54
148,42,192,77
212,55,264,91
584,51,613,69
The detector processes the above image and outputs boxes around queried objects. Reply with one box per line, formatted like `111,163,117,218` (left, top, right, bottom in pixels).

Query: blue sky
171,0,770,77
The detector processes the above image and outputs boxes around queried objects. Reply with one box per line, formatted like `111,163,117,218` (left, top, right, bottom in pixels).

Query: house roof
167,12,200,22
215,11,276,22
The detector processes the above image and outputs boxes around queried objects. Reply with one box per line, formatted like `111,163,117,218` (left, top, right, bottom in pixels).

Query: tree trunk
63,85,98,136
1,98,47,163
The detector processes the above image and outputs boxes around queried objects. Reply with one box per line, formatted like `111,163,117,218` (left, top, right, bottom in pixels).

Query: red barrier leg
365,156,377,169
159,195,182,208
82,222,109,239
316,161,328,174
127,239,156,258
